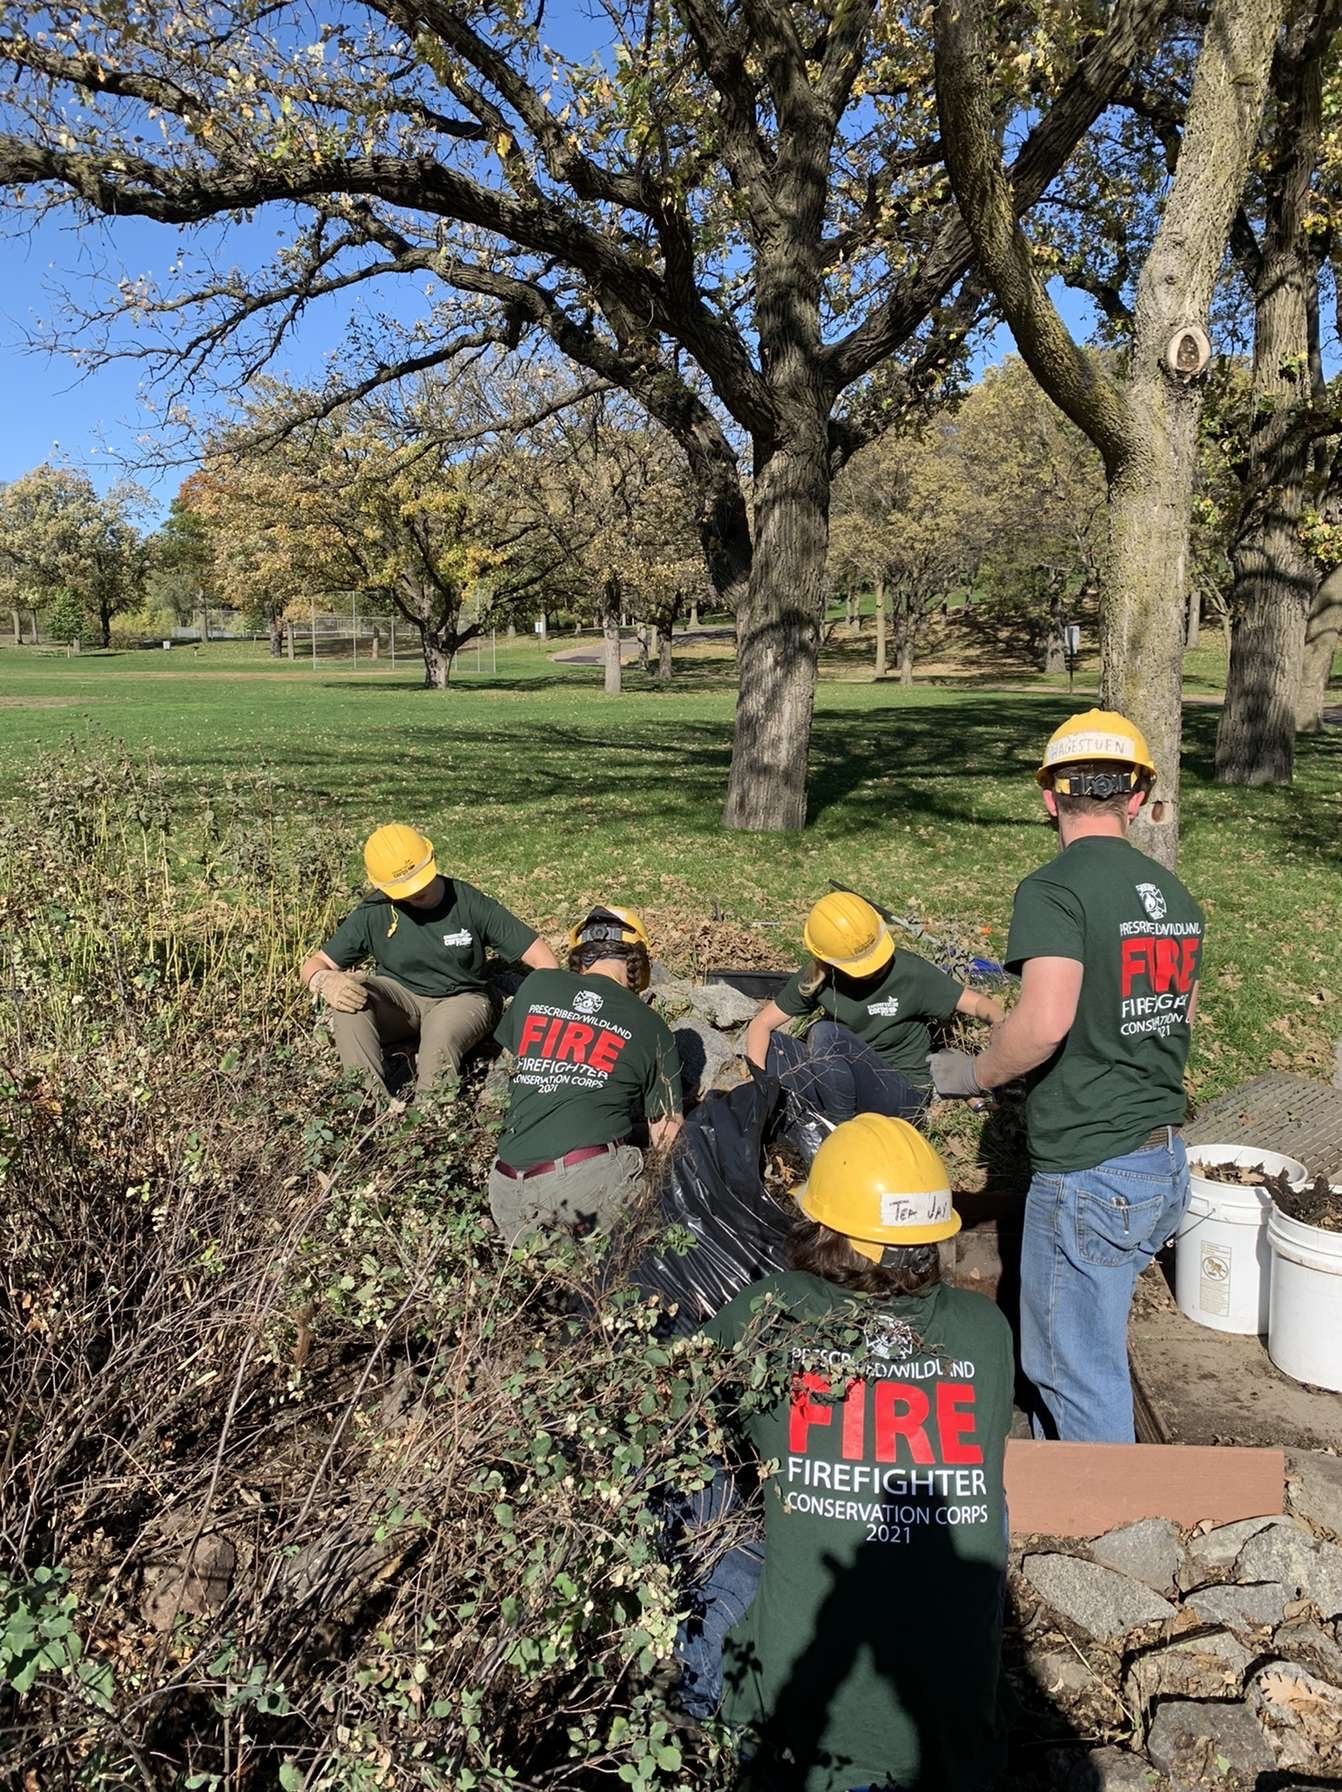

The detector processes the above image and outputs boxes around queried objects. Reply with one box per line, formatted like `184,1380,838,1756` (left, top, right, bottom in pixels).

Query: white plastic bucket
1175,1145,1308,1335
1267,1193,1342,1391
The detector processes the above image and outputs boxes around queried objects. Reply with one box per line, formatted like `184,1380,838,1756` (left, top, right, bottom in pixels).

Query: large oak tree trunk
1214,537,1314,782
1099,369,1200,868
421,632,452,688
657,623,673,683
1186,584,1201,649
267,613,284,657
1296,561,1342,731
602,575,622,696
874,576,887,679
722,428,829,831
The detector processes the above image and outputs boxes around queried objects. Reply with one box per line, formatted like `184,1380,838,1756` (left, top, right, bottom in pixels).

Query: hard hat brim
803,924,894,979
375,854,438,899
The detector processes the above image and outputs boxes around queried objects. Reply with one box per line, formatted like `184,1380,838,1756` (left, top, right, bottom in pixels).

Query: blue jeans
767,1022,928,1126
1020,1132,1189,1443
672,1469,764,1719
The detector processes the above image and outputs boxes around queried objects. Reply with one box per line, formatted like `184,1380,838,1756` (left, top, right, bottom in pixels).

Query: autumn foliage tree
0,0,1176,829
0,465,147,647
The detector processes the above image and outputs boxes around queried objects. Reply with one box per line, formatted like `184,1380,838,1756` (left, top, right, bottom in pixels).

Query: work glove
927,1049,982,1099
311,967,368,1013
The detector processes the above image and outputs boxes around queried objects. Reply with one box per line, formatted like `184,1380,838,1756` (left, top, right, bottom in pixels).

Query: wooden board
1006,1440,1284,1538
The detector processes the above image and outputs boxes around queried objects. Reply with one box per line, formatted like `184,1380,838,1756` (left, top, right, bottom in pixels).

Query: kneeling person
489,906,682,1242
745,890,1002,1126
301,824,557,1100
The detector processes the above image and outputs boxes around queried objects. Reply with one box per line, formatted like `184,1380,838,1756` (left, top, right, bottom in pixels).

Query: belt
493,1139,627,1181
1140,1124,1182,1150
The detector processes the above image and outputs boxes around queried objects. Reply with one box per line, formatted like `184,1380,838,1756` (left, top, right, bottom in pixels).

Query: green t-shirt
494,968,682,1169
706,1272,1011,1792
775,949,964,1089
322,877,536,998
1005,835,1206,1173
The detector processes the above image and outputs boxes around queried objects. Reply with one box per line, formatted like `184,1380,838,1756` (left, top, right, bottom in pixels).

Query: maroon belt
494,1139,627,1180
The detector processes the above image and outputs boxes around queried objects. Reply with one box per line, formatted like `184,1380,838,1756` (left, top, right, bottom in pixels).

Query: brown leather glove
311,967,368,1013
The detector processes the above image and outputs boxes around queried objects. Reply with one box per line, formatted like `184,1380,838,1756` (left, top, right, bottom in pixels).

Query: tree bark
1186,583,1200,649
1295,561,1342,730
1214,5,1331,785
602,575,622,696
536,613,547,639
899,644,914,686
1043,625,1067,676
267,613,284,657
657,621,673,682
723,429,829,831
1099,375,1200,862
874,576,887,679
97,597,112,649
285,619,295,660
10,609,19,645
689,600,700,628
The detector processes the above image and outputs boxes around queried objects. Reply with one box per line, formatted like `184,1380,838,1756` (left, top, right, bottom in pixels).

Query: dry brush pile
0,752,738,1791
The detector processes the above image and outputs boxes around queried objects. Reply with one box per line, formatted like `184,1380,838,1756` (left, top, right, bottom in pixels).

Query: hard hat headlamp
1049,762,1141,799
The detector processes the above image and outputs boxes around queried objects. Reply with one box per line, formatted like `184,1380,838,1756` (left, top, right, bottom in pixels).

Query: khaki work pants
487,1144,645,1244
329,975,498,1098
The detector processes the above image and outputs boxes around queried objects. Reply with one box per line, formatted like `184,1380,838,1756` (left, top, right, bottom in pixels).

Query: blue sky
0,4,1102,519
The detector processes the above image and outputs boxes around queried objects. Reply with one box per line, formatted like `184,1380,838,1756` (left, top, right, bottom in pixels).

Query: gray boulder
1236,1519,1342,1619
1185,1514,1279,1574
1273,1613,1342,1683
1090,1517,1184,1594
673,1019,740,1101
1123,1628,1252,1730
141,1521,236,1632
1050,1745,1171,1790
1287,1450,1342,1539
684,980,761,1031
1023,1552,1177,1642
1247,1658,1342,1773
1184,1581,1290,1632
1145,1699,1273,1788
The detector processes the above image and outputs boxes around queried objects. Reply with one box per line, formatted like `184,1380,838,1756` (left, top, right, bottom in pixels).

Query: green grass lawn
1,636,1338,1101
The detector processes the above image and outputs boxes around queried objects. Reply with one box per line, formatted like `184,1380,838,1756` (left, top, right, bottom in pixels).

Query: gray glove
927,1049,982,1098
311,967,369,1013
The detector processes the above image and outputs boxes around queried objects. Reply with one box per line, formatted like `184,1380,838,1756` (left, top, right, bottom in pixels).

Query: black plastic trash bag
633,1069,799,1334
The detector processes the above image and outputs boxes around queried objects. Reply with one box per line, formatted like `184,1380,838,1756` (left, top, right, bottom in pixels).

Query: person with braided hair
488,905,683,1243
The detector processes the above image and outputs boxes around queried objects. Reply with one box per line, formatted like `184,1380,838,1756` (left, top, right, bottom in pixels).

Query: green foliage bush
0,750,741,1789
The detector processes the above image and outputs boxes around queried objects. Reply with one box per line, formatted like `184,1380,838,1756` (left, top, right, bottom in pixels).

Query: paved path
550,625,734,667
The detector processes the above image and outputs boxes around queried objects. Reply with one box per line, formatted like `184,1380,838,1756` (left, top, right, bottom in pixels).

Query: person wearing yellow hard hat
487,904,683,1242
299,824,557,1100
688,1114,1011,1790
743,890,1003,1135
928,709,1206,1444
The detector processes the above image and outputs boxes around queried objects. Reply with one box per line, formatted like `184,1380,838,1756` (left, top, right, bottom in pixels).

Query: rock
1184,1581,1290,1632
141,1523,236,1631
1287,1450,1342,1539
1186,1514,1278,1573
1145,1699,1273,1788
1027,1645,1102,1705
673,1020,740,1101
1052,1745,1171,1790
683,980,760,1031
1090,1517,1184,1594
650,976,696,1020
1123,1629,1252,1729
1022,1552,1177,1642
1273,1613,1342,1683
1247,1659,1342,1772
1236,1519,1342,1619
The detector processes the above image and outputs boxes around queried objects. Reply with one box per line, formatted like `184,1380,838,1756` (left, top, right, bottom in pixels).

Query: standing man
489,905,682,1242
300,824,557,1100
930,711,1205,1443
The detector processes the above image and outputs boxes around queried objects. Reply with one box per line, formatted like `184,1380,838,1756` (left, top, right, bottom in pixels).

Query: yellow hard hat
800,1113,960,1261
1036,708,1157,785
566,904,651,954
363,824,438,899
802,891,893,978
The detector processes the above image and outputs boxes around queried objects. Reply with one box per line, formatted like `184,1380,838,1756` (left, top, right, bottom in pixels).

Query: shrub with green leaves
0,750,743,1789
